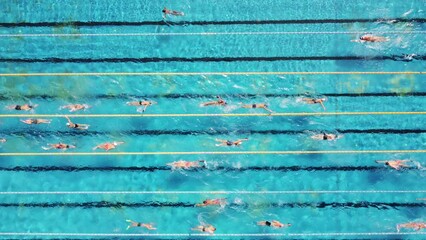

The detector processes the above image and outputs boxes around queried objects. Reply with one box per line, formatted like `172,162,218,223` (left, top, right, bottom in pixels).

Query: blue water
0,0,425,239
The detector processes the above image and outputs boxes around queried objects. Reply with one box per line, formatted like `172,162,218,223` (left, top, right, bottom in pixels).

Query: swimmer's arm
64,116,73,124
375,160,387,163
351,39,365,43
77,124,90,130
263,106,273,113
319,101,326,110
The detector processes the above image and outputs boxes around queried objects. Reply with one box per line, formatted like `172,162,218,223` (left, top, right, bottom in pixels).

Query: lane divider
0,71,424,77
1,30,425,38
0,232,423,237
1,112,426,118
1,149,426,157
0,190,424,195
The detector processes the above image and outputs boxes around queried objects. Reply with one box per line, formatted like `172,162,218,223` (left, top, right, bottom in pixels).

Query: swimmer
42,143,76,150
7,104,38,111
195,198,226,207
162,7,184,18
93,141,124,151
0,138,6,143
60,104,90,112
302,98,326,110
215,138,248,147
126,100,157,112
311,133,339,141
167,160,206,170
257,220,291,228
397,222,426,232
191,224,216,235
201,96,227,107
20,119,51,125
241,103,273,113
375,159,411,170
125,220,156,230
65,116,90,130
352,35,389,43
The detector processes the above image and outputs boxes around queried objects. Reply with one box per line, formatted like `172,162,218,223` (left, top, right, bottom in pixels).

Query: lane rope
0,232,423,237
1,30,426,38
1,112,426,118
1,149,426,157
0,190,424,195
0,71,424,77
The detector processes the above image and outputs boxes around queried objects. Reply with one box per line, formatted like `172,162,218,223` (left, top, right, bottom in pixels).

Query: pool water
0,0,425,239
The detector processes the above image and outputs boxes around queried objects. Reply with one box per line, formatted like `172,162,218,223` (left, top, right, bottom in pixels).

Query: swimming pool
0,0,425,238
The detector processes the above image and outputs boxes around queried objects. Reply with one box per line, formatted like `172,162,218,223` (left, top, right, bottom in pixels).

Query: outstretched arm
64,116,72,124
262,106,273,113
20,119,30,124
319,101,326,111
375,160,388,164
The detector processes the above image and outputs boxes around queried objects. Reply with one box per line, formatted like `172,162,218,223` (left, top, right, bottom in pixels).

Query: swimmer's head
203,200,207,204
385,162,390,166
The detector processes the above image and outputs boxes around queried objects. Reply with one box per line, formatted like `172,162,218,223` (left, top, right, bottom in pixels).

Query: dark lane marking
3,129,426,137
0,201,424,209
0,18,425,27
0,166,392,172
0,55,424,63
2,239,394,240
1,92,425,101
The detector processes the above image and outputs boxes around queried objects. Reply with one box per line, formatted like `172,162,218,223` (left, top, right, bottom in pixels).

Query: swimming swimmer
241,103,273,113
167,160,206,170
126,100,157,112
375,160,411,170
397,222,426,232
93,141,124,151
7,104,38,111
65,116,90,130
191,224,216,234
201,96,227,107
311,133,339,141
302,98,326,110
42,143,76,150
195,198,226,207
352,35,389,43
215,138,248,147
162,7,184,18
20,119,51,125
60,104,90,112
257,220,291,228
125,220,156,230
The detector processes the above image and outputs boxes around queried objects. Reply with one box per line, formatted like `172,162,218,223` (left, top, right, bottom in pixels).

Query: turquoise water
0,0,425,239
